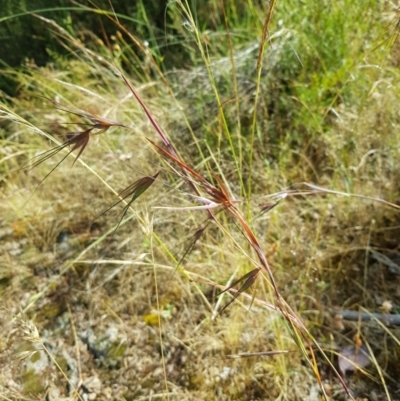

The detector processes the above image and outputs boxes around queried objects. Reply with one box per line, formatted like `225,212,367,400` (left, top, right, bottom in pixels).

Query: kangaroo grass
20,96,127,199
120,74,354,399
216,268,260,315
3,1,399,398
17,75,398,399
93,171,160,235
22,129,92,172
38,96,127,130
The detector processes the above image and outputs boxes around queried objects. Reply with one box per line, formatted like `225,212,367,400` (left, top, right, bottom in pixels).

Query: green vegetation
1,1,400,400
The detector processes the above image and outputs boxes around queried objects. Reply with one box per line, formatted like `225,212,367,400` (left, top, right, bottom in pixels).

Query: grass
1,0,400,400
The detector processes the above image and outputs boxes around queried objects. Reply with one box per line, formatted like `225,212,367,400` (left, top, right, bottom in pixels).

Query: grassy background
1,0,400,400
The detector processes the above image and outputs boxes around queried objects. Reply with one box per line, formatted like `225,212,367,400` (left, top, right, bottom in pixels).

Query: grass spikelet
23,96,127,172
19,96,127,198
217,268,260,315
94,171,160,233
23,128,92,172
39,96,127,132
